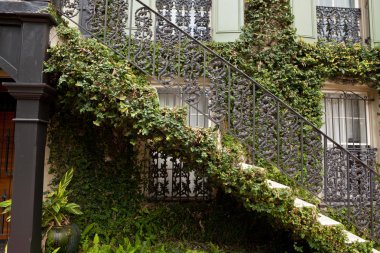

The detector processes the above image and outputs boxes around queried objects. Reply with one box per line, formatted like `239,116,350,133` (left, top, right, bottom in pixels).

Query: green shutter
212,0,244,42
291,0,317,42
369,0,380,48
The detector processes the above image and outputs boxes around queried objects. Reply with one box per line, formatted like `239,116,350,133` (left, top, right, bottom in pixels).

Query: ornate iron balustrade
55,0,380,242
55,0,212,41
316,6,361,43
147,151,210,200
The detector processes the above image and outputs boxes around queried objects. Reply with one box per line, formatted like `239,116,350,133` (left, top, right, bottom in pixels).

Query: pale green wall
369,0,380,48
212,0,245,42
291,0,317,42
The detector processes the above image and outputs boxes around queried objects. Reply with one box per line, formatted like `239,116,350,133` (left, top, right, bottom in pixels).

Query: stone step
266,180,290,190
343,230,366,243
317,214,341,226
241,163,376,250
294,198,315,208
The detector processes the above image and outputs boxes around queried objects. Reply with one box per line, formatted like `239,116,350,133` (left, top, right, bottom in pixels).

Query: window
323,91,376,166
323,92,370,147
157,88,210,128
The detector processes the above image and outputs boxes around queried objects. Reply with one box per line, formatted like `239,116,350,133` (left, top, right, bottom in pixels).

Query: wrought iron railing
146,88,211,200
316,6,361,43
0,93,15,240
55,0,380,242
147,151,210,201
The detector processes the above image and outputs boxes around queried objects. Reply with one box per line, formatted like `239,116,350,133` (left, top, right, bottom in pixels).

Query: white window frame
322,90,372,148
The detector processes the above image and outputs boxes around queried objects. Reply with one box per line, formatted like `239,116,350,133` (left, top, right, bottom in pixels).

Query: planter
46,223,80,253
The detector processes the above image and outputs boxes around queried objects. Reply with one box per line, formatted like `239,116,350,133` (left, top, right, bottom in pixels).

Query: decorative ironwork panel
372,175,380,238
325,146,349,203
257,94,278,162
59,0,129,49
207,59,228,123
181,40,203,105
156,0,212,41
316,6,361,43
156,17,180,87
231,75,253,141
148,152,210,200
280,110,301,178
303,128,323,194
133,7,154,71
325,145,380,238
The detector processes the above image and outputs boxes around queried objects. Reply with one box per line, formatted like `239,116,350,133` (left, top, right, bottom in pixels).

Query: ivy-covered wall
43,0,380,251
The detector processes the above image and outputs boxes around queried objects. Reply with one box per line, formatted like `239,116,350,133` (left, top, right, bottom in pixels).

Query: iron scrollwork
280,111,301,178
302,128,323,195
231,76,252,141
182,40,203,105
134,7,154,71
148,152,210,200
257,94,278,162
156,0,212,41
316,6,361,44
207,58,227,123
59,0,129,48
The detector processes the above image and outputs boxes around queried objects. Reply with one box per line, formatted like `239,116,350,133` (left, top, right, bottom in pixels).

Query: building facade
0,0,380,252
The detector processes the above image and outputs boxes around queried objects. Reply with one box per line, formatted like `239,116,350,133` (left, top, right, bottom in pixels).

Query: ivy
45,23,376,252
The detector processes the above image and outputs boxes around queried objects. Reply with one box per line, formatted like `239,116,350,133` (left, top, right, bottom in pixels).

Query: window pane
316,0,354,7
323,92,369,147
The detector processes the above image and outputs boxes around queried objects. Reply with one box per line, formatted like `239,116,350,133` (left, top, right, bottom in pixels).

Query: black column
3,83,55,253
0,5,55,252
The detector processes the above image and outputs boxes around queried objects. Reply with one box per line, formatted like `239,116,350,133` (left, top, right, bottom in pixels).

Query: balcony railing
316,6,361,43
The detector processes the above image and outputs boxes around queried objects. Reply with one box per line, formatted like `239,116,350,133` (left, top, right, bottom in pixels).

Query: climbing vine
45,20,376,251
43,0,380,251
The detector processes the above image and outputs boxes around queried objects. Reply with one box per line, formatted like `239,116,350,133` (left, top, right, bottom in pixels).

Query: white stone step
242,170,373,249
266,180,290,190
294,198,315,208
317,214,341,226
240,163,253,171
343,230,366,243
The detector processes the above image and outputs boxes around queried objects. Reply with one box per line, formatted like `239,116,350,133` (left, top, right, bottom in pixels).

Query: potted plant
42,168,82,253
0,199,11,253
0,168,82,253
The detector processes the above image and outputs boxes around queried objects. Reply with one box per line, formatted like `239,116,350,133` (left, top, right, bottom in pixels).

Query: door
0,90,15,240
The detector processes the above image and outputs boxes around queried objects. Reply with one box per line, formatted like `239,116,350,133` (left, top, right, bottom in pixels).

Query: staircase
54,0,380,245
236,163,379,252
